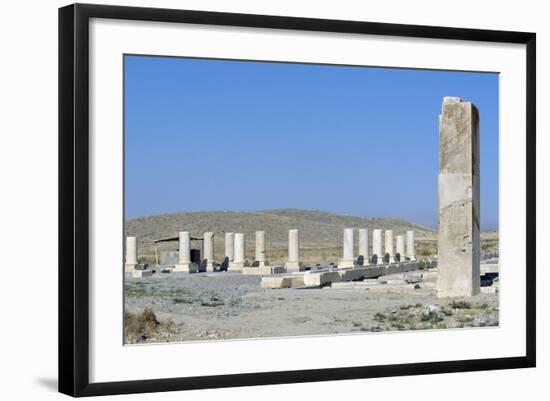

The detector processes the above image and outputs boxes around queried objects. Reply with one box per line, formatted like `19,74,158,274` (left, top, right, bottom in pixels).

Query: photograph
123,55,500,344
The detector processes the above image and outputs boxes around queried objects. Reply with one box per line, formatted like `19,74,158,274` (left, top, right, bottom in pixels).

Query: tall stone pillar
385,230,394,263
174,231,196,272
339,228,355,268
255,231,266,267
231,233,245,271
203,232,215,272
285,229,302,271
125,236,138,272
437,97,480,297
396,235,405,263
225,232,235,262
358,228,369,264
372,229,383,264
406,230,416,261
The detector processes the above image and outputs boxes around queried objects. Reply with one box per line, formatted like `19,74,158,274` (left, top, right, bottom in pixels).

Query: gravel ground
124,271,499,344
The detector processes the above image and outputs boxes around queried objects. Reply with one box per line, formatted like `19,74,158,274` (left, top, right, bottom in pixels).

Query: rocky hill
125,209,437,262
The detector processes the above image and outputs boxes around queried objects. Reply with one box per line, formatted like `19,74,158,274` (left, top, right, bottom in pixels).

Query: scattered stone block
242,266,286,275
303,271,341,287
173,263,198,273
480,263,499,274
261,275,305,289
132,269,153,278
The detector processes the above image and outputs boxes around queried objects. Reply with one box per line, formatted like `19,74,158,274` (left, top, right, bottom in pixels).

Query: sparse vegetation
421,311,445,323
451,300,472,309
125,282,225,307
374,312,387,322
125,307,178,343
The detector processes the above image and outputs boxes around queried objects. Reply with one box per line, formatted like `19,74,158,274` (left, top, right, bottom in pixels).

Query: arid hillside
125,209,497,264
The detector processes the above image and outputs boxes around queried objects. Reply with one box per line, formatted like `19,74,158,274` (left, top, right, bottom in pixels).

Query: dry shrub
125,307,163,343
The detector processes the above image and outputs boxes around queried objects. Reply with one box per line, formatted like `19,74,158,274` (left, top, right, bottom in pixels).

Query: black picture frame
59,3,536,397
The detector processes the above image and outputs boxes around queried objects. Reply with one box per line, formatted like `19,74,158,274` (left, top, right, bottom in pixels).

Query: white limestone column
396,235,405,263
255,231,266,267
406,230,416,261
178,232,191,264
125,236,138,272
385,230,394,263
339,228,355,268
225,232,235,261
358,228,369,264
372,229,383,265
437,97,480,297
231,233,245,271
174,231,196,273
285,229,302,271
203,232,215,272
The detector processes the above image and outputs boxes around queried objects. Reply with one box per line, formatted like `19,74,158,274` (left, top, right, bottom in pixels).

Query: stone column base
285,261,304,272
229,261,244,271
338,259,355,269
125,263,137,272
206,262,215,273
173,263,197,273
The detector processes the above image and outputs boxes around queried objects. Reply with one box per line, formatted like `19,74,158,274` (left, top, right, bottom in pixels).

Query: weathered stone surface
174,231,193,272
125,236,138,272
178,231,191,263
358,228,368,262
131,269,153,278
173,263,197,273
261,261,419,289
358,229,369,258
480,263,499,274
255,231,266,266
159,250,178,266
396,235,405,263
225,232,235,262
203,232,215,272
285,229,303,271
230,233,245,271
372,229,383,264
339,228,355,268
303,271,341,287
385,230,394,263
242,266,286,275
261,275,305,289
406,230,416,261
384,262,418,275
437,97,480,298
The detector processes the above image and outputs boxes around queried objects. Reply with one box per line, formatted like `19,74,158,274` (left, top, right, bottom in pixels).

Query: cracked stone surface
437,97,481,297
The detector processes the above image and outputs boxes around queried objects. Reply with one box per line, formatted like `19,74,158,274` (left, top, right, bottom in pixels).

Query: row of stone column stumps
172,231,247,272
124,227,417,273
338,228,416,268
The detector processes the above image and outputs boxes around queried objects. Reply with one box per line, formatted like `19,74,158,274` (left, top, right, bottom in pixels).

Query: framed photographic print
58,3,536,397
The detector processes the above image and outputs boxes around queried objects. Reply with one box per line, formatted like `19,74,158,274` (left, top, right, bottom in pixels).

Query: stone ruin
124,97,488,298
437,97,481,297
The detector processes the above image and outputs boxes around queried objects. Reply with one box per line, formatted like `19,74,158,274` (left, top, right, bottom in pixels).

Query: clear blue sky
124,55,499,229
